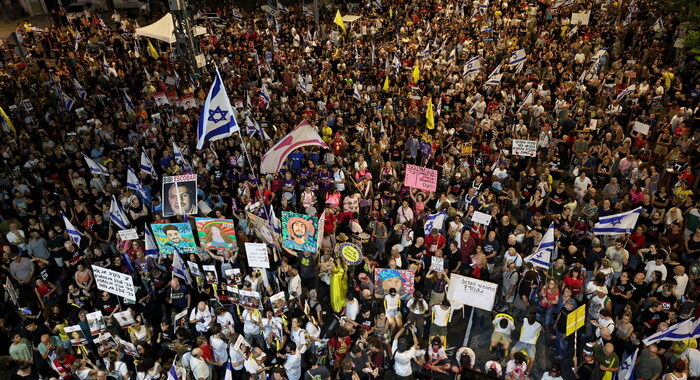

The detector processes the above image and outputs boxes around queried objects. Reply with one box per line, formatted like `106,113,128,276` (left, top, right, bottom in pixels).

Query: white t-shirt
189,306,213,333
210,335,228,363
505,359,527,378
492,316,515,335
518,319,542,345
574,176,592,194
190,356,210,380
242,310,261,335
228,346,245,370
333,169,345,191
393,347,416,377
385,294,400,312
682,348,700,377
645,261,668,282
675,274,689,298
432,305,451,327
345,299,360,320
284,352,302,380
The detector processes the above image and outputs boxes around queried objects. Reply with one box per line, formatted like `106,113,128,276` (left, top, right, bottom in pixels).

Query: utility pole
169,0,203,75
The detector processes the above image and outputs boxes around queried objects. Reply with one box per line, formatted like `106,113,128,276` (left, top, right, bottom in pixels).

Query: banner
512,139,537,157
566,305,586,336
244,242,270,268
373,268,415,299
195,218,238,252
151,223,198,255
117,228,139,241
247,211,280,248
92,265,136,301
162,174,198,217
339,243,363,265
281,212,319,253
404,164,438,192
446,274,498,311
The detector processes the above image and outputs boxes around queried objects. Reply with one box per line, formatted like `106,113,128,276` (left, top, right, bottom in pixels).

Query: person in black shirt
629,272,650,306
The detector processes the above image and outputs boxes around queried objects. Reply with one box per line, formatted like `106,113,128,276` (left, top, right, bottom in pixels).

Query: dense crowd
0,0,699,379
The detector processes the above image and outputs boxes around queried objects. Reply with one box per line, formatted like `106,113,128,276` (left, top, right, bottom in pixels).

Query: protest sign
162,174,198,217
270,292,287,315
571,12,590,25
281,212,318,253
195,218,238,252
471,211,493,226
245,242,270,269
117,228,139,241
512,139,537,157
339,243,363,265
65,325,88,347
633,121,650,135
202,265,219,284
447,274,498,311
430,257,444,272
404,164,438,192
374,268,415,299
86,311,106,335
92,265,135,301
151,223,198,255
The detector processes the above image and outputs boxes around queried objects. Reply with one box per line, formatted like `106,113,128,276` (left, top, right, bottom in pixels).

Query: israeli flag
508,48,526,72
244,115,270,140
447,48,456,62
140,150,157,178
298,73,308,93
424,211,447,236
276,1,288,14
302,6,313,17
259,83,271,109
123,90,136,114
566,25,578,39
272,35,279,53
392,55,401,74
103,56,117,77
652,17,663,32
224,360,233,380
524,223,555,268
623,12,632,26
353,83,361,101
593,207,642,235
478,0,489,14
82,153,109,176
421,42,431,57
463,56,481,77
109,196,130,230
72,78,87,99
145,224,159,257
74,29,81,52
62,212,84,246
435,97,442,117
517,89,534,113
59,89,75,111
197,66,239,150
172,248,192,285
485,73,502,86
642,318,700,345
126,167,147,200
167,360,179,380
616,84,636,100
232,8,242,21
468,94,482,114
550,0,574,10
615,348,638,380
172,141,186,165
246,91,253,109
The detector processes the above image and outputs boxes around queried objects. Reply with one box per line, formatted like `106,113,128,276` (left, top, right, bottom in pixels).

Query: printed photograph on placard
281,211,318,253
226,285,241,305
65,325,88,347
86,311,107,335
270,292,287,315
151,223,198,255
232,334,251,356
113,310,136,328
187,261,204,279
202,265,218,284
238,289,262,309
225,268,242,285
162,174,198,217
195,218,238,252
95,333,117,355
373,268,416,299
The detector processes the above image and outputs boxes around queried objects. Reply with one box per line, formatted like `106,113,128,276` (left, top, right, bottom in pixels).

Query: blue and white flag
232,8,243,21
468,94,482,114
172,248,192,284
424,211,447,236
353,83,361,101
62,212,84,246
74,29,81,52
259,83,271,109
103,56,117,77
244,115,270,140
123,90,136,115
463,56,481,77
479,0,489,14
145,224,159,257
485,73,502,86
508,48,526,72
614,348,638,380
550,0,575,10
197,66,239,149
616,84,636,100
224,360,233,380
140,150,157,178
167,360,179,380
517,90,534,113
643,317,700,345
109,196,130,230
172,141,186,165
297,73,308,93
392,55,401,74
126,167,147,200
276,1,288,14
246,91,253,110
59,89,75,112
623,12,632,27
82,153,109,176
566,25,578,39
272,35,279,53
447,48,456,62
421,42,431,57
435,97,442,117
593,207,642,235
72,78,87,99
302,6,313,17
524,223,555,268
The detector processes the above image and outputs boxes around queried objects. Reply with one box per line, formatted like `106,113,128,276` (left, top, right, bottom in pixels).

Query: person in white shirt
209,326,227,378
396,200,414,225
541,363,564,380
345,294,360,321
288,269,302,298
490,313,516,354
215,307,235,339
674,265,689,299
682,347,700,377
277,343,302,380
430,300,452,343
573,172,592,202
644,254,668,283
190,348,210,380
228,337,246,376
332,165,346,192
244,347,268,380
393,325,419,379
261,310,284,349
188,302,213,334
510,314,541,372
242,309,265,348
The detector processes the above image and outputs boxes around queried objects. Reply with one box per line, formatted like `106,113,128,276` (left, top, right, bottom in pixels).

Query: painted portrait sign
281,211,318,253
373,268,415,299
195,218,238,252
151,223,198,255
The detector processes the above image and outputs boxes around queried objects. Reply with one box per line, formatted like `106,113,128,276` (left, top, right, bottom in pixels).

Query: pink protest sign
404,164,438,192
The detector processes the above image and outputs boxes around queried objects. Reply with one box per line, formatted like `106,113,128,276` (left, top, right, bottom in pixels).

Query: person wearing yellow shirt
662,68,674,90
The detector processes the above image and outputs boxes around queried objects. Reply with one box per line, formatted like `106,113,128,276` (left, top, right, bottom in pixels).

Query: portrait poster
173,309,188,330
226,285,241,305
94,333,117,355
270,291,287,315
86,311,107,335
225,268,242,285
195,218,238,252
187,261,204,279
151,222,198,255
373,268,415,300
162,174,198,217
232,334,251,356
113,311,136,328
238,289,262,310
281,211,318,253
246,211,280,248
202,265,218,284
65,325,88,347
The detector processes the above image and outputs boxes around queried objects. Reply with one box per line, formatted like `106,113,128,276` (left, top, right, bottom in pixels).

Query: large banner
195,218,238,252
151,223,198,255
92,265,136,301
281,211,318,253
446,274,498,311
373,268,415,299
162,174,198,217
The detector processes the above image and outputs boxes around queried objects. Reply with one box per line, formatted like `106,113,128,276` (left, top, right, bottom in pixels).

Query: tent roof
342,15,362,23
135,13,176,44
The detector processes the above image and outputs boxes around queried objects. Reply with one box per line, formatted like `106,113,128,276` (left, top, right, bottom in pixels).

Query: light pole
168,0,202,74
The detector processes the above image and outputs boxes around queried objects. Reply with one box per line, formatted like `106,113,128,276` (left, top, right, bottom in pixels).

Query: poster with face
270,292,287,315
86,311,107,335
195,218,238,252
162,174,198,217
238,289,262,310
151,223,198,255
246,212,280,248
113,311,136,328
65,325,88,347
373,268,415,300
202,265,218,284
225,268,242,285
226,285,241,305
187,261,204,279
94,333,117,355
281,211,318,253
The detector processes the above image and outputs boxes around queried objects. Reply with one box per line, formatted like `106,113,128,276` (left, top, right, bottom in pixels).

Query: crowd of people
0,0,699,379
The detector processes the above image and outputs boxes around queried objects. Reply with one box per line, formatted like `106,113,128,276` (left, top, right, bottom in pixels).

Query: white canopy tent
135,13,176,44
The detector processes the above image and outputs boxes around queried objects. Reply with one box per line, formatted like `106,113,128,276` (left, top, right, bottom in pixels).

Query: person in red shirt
195,335,215,363
331,132,346,156
424,228,446,256
329,328,352,370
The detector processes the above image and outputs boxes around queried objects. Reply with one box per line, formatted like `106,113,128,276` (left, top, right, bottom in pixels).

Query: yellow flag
412,64,420,83
0,106,15,134
147,40,159,59
334,10,346,33
390,7,393,18
383,75,390,91
426,98,435,130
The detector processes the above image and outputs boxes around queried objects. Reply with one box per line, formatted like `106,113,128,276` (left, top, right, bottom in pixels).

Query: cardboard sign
633,121,650,135
512,139,538,157
117,228,139,241
471,211,493,226
339,243,363,265
566,305,586,336
92,265,136,301
430,257,444,272
446,274,498,311
570,12,590,25
404,164,438,192
245,242,270,269
461,142,473,156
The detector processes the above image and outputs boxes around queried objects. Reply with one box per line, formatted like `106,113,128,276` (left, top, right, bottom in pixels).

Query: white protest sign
430,257,444,272
633,121,650,135
117,229,139,241
446,274,498,311
512,139,537,157
471,211,492,226
571,12,590,25
245,242,270,269
589,119,598,130
91,265,136,301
